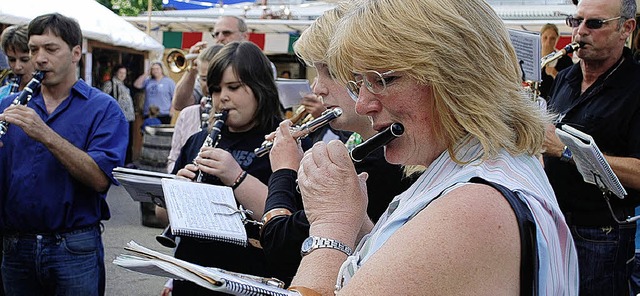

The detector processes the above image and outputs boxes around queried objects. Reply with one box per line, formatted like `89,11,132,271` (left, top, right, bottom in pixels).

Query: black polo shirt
544,47,640,226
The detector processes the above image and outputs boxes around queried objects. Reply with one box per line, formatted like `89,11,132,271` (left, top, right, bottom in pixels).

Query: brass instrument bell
165,49,199,73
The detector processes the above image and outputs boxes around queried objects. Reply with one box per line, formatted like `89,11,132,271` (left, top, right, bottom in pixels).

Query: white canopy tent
0,0,163,53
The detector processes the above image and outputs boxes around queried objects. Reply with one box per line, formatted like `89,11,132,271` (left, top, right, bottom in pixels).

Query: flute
350,122,404,162
254,107,343,157
0,70,45,139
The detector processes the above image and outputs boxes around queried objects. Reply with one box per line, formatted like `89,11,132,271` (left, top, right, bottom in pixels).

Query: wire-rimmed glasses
346,70,395,101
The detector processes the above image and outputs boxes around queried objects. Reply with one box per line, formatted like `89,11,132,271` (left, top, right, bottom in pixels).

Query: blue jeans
1,225,104,296
572,224,636,296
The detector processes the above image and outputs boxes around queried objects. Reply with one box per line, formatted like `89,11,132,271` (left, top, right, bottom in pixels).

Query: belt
3,223,102,239
565,207,635,227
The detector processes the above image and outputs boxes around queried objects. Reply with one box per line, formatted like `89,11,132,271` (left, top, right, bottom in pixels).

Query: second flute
255,107,343,157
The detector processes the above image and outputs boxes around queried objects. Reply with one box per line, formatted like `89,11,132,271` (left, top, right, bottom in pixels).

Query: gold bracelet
288,286,322,296
259,208,292,235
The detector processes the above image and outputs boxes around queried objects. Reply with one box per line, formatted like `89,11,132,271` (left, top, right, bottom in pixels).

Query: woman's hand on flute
269,120,304,172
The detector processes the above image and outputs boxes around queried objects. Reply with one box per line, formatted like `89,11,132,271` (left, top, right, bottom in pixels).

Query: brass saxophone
540,42,581,68
0,70,45,139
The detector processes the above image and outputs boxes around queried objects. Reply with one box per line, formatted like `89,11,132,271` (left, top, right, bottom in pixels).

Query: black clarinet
350,123,404,162
0,71,45,139
156,110,228,248
195,109,229,183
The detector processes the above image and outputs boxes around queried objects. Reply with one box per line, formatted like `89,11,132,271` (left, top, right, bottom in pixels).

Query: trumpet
255,107,343,157
0,70,45,139
166,49,199,73
350,123,404,162
541,42,581,68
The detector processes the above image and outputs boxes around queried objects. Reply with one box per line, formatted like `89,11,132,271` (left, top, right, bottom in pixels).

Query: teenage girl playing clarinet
169,41,283,296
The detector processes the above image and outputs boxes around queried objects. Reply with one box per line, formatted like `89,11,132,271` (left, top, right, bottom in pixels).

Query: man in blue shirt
0,13,128,296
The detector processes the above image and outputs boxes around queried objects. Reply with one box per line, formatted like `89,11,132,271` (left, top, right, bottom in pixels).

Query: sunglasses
212,30,238,38
346,70,396,101
566,16,624,29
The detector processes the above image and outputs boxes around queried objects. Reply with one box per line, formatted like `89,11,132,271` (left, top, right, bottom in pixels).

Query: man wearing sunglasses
542,0,640,294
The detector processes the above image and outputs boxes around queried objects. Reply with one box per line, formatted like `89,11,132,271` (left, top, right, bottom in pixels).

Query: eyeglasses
212,30,238,38
566,16,624,29
346,70,396,101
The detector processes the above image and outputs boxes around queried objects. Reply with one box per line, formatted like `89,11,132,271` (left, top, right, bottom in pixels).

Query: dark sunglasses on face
212,30,238,38
566,16,624,29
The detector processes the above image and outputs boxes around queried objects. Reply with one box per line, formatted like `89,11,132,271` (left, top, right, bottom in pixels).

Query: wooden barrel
137,124,174,173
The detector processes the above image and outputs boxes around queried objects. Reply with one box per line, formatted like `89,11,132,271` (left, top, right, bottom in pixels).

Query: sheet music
556,125,627,199
114,241,296,296
275,79,312,109
161,179,247,246
112,167,176,205
508,29,542,82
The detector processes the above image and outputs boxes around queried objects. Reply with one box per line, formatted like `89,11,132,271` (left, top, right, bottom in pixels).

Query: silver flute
0,70,45,139
194,109,229,182
254,107,343,157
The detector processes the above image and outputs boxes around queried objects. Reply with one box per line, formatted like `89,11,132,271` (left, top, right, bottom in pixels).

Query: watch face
302,237,313,253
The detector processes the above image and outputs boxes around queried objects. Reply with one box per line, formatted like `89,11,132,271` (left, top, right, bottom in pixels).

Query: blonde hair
294,1,355,65
327,0,548,163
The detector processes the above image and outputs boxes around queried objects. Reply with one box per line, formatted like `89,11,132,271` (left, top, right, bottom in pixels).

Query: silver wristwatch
300,236,353,257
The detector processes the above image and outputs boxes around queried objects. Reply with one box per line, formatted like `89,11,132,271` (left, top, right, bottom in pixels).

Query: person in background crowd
134,61,175,124
539,23,574,100
260,3,416,285
0,13,128,295
0,24,35,101
102,64,135,165
173,16,249,112
279,0,578,294
280,70,291,79
169,41,283,295
543,0,640,294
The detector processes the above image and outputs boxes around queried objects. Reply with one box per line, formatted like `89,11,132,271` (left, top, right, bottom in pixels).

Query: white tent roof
0,0,164,53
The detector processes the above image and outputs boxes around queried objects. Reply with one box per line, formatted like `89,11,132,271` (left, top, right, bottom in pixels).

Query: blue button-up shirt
0,79,128,232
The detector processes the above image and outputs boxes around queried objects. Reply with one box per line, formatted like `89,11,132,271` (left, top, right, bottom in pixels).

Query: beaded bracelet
231,170,248,190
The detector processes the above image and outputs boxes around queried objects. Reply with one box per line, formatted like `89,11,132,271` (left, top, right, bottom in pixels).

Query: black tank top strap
469,177,538,296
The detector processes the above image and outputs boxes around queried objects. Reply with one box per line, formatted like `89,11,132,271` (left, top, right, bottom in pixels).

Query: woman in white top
273,0,579,295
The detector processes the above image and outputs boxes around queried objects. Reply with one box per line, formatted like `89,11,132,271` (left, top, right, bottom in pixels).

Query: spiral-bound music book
114,241,294,296
161,179,247,246
555,124,627,199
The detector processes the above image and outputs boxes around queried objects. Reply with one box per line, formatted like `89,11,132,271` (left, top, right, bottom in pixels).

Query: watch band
301,236,353,257
560,145,572,162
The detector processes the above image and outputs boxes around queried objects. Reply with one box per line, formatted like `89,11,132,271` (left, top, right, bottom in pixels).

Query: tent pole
146,0,152,35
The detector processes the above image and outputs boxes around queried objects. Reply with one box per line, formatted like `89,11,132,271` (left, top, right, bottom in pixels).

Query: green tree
96,0,163,16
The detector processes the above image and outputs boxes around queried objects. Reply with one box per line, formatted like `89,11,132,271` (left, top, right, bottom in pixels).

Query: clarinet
156,109,229,248
0,71,45,139
349,123,404,162
194,109,229,183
